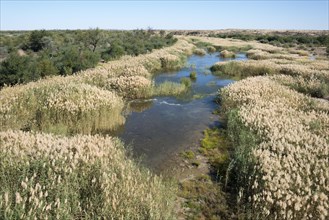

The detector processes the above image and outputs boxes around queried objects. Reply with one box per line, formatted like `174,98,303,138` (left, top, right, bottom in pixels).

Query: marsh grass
0,130,176,219
152,81,188,96
178,175,229,220
200,128,231,181
211,61,275,78
193,48,206,56
220,50,236,58
180,77,192,88
216,45,253,53
0,81,125,135
220,76,329,219
207,46,217,53
180,150,196,160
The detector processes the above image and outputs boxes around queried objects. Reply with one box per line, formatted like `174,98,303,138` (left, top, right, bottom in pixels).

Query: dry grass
193,48,207,56
0,130,176,219
220,50,236,58
221,76,329,219
0,39,196,219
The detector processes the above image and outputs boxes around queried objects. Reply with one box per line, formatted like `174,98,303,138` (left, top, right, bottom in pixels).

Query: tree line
0,29,177,87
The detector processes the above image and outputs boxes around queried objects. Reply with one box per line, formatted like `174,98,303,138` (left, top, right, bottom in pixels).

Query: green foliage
189,71,197,80
178,175,229,219
0,52,32,85
54,46,101,75
210,62,275,78
209,32,329,47
27,30,49,52
153,81,188,97
0,29,178,87
33,57,58,78
226,109,260,201
101,41,125,61
180,150,195,160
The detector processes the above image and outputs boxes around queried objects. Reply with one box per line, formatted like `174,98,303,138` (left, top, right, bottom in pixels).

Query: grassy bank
0,130,176,219
179,36,329,219
0,39,195,134
0,38,195,219
209,36,329,219
221,77,329,219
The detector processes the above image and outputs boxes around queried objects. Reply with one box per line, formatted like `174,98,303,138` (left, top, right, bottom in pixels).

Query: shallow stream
112,52,247,173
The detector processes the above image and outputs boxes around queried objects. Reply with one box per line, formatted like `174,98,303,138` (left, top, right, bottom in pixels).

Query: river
112,52,247,173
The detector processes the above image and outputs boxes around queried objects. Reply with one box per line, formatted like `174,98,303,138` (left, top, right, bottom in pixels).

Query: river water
113,52,247,173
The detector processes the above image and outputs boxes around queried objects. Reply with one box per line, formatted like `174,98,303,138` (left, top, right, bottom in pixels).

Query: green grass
216,45,253,53
200,128,231,180
210,62,276,78
152,81,188,97
180,150,196,160
178,175,229,219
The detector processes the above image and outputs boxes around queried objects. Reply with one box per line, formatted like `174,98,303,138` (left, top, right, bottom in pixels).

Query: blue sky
1,1,328,30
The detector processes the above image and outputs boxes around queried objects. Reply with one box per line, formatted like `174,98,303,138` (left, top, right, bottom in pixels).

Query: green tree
28,30,48,52
33,57,58,78
101,42,125,61
0,52,32,86
84,28,103,52
55,46,100,75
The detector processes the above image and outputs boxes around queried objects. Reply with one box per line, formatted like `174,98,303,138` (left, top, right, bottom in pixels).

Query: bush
56,47,100,75
0,52,32,86
0,29,178,86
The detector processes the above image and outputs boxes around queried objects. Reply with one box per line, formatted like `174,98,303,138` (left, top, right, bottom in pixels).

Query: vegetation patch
193,48,206,56
178,175,229,220
153,81,188,97
219,50,236,58
0,29,178,87
180,77,192,88
0,130,176,219
207,46,217,53
189,71,197,80
220,76,329,219
180,150,196,160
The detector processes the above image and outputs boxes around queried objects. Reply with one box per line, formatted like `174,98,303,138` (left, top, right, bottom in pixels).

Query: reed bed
0,130,176,219
221,76,329,219
0,80,125,135
0,39,195,219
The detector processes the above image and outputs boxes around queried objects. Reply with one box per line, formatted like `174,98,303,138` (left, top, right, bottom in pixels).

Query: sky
1,0,328,30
